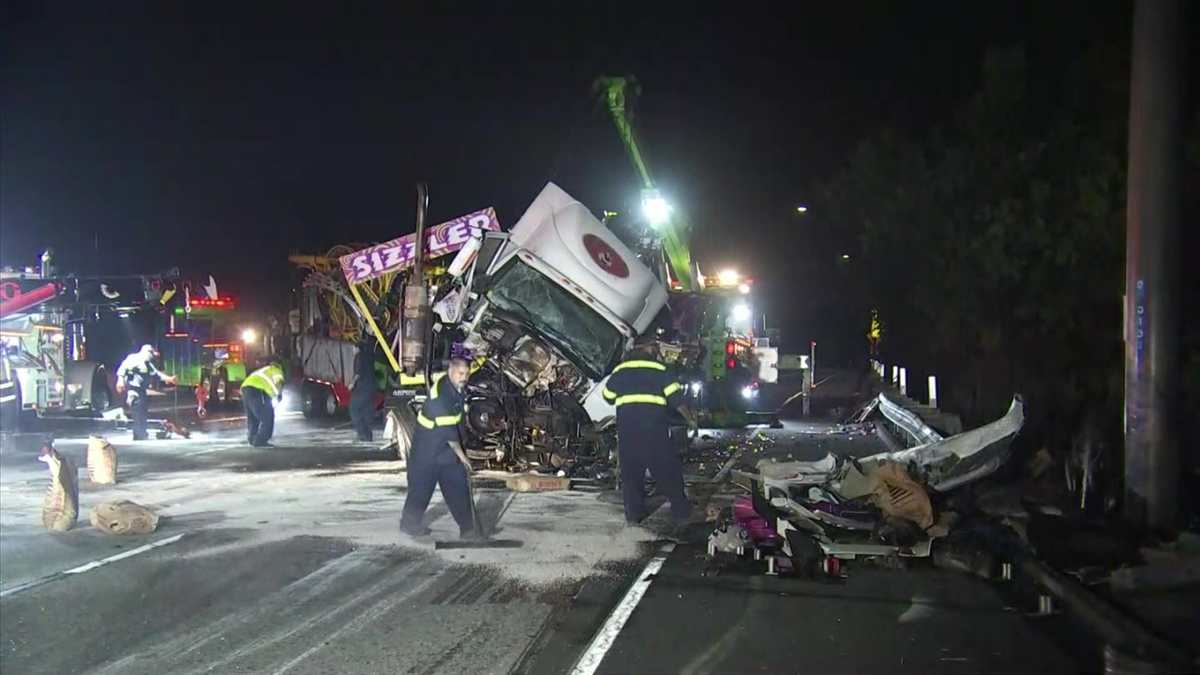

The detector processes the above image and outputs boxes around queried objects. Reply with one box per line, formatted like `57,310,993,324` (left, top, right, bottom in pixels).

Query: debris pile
38,442,79,533
86,435,118,485
90,500,160,535
708,397,1027,575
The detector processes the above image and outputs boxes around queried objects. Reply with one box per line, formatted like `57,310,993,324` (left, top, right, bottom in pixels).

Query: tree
818,43,1132,453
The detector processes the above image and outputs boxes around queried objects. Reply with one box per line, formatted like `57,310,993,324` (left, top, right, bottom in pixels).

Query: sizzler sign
339,208,501,285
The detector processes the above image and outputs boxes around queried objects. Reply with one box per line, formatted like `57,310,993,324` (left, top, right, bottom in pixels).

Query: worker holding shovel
399,357,478,539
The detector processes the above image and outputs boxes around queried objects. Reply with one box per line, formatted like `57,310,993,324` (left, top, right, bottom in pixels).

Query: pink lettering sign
338,208,501,285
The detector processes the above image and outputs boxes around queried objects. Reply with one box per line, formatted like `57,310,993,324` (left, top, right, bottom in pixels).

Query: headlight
689,382,702,394
741,386,756,399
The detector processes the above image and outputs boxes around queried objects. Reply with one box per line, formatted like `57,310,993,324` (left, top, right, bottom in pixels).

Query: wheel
388,404,417,462
91,384,112,414
301,383,324,419
0,379,20,432
213,370,230,409
323,389,338,417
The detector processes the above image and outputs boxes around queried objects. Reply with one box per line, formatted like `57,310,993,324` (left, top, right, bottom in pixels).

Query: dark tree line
815,42,1200,466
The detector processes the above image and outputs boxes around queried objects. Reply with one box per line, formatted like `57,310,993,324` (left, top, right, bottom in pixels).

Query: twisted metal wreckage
710,392,1026,573
291,183,719,478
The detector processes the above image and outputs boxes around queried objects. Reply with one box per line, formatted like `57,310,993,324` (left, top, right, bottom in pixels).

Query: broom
434,470,523,550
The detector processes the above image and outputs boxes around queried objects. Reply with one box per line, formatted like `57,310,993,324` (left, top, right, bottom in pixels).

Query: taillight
726,358,736,369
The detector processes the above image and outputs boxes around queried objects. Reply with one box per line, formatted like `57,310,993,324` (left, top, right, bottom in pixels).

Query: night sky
1,0,1132,355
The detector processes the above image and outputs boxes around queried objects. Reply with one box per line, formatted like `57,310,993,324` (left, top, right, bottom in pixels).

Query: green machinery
161,295,267,408
594,75,773,427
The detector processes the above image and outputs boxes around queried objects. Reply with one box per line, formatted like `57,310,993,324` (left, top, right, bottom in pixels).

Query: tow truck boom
593,76,699,293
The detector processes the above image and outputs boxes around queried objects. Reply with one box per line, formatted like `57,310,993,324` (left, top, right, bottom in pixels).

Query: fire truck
1,254,120,429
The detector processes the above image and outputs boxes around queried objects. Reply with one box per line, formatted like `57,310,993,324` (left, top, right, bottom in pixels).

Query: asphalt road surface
0,378,1096,674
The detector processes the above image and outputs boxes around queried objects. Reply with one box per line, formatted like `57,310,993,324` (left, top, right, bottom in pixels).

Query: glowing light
241,328,257,344
732,304,751,322
738,283,750,294
796,206,808,213
642,196,670,223
717,269,739,285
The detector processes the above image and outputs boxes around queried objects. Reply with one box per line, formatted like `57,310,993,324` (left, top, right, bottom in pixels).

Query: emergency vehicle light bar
189,297,236,309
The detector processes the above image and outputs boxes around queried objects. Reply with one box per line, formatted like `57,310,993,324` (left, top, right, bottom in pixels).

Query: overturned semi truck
293,183,670,470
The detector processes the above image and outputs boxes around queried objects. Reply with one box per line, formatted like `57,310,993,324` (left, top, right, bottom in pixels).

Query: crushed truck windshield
486,259,625,378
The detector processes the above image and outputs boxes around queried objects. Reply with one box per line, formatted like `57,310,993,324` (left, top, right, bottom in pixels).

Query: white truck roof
503,182,668,336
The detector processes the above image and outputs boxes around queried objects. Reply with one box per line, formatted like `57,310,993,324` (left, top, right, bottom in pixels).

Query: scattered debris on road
38,441,79,533
90,500,160,535
86,435,118,485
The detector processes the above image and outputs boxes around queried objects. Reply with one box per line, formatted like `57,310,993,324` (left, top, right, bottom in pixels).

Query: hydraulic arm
593,75,700,292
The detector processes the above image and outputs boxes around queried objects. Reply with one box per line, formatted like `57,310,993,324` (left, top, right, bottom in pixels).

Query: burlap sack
87,435,118,485
40,448,79,533
90,500,160,535
866,461,934,530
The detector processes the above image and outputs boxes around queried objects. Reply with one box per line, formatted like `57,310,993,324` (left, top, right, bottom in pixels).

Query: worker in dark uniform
603,342,698,527
241,361,285,447
349,339,378,442
115,344,178,441
399,357,477,539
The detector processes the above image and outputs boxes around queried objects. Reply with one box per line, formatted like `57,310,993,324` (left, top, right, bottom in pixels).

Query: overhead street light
796,206,808,213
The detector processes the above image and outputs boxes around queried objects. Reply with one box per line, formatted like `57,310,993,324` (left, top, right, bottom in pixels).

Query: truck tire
0,379,20,432
301,382,329,419
0,380,34,433
390,404,418,462
90,369,113,414
213,370,230,409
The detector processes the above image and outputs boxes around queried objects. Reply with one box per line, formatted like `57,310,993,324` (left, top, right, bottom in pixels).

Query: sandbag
87,435,118,484
39,446,79,533
90,500,160,535
866,461,934,530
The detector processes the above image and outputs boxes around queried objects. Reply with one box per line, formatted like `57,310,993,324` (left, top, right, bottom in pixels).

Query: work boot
460,526,484,541
400,523,432,537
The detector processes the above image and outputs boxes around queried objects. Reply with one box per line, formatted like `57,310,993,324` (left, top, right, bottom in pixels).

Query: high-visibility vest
242,364,285,399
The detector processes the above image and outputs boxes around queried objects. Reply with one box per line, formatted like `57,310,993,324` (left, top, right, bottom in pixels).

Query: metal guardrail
876,391,944,446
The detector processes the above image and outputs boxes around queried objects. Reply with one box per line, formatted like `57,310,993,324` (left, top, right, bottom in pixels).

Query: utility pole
1124,0,1185,534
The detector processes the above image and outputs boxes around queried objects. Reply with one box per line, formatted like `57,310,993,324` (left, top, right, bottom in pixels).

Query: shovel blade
433,539,524,550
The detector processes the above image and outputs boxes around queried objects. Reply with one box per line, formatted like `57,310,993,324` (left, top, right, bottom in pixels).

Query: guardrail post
802,367,812,417
891,365,899,387
899,367,907,396
928,375,938,408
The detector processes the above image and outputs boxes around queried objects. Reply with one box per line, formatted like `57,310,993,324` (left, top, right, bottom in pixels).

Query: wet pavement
0,377,1099,674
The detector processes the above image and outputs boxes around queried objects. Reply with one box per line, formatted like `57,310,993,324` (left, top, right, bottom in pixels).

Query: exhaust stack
401,183,431,377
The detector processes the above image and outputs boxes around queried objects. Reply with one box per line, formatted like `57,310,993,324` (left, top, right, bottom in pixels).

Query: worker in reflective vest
399,357,477,539
603,343,698,526
115,344,178,441
241,362,285,447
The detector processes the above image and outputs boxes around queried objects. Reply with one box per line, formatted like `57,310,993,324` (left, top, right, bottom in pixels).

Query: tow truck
0,251,179,430
593,75,779,426
161,291,273,412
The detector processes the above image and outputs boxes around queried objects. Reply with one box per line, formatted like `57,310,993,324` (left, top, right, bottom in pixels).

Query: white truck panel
502,182,669,336
296,334,358,390
581,376,616,424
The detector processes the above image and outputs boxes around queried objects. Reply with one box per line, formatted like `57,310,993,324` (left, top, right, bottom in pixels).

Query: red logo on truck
583,234,630,279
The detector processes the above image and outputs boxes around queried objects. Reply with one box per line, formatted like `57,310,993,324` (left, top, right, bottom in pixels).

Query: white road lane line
0,533,187,600
568,542,677,675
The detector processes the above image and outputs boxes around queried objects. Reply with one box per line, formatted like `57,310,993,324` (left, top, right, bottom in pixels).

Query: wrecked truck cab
452,183,669,467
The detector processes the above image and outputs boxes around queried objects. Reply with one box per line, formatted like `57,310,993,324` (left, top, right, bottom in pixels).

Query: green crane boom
593,75,699,292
